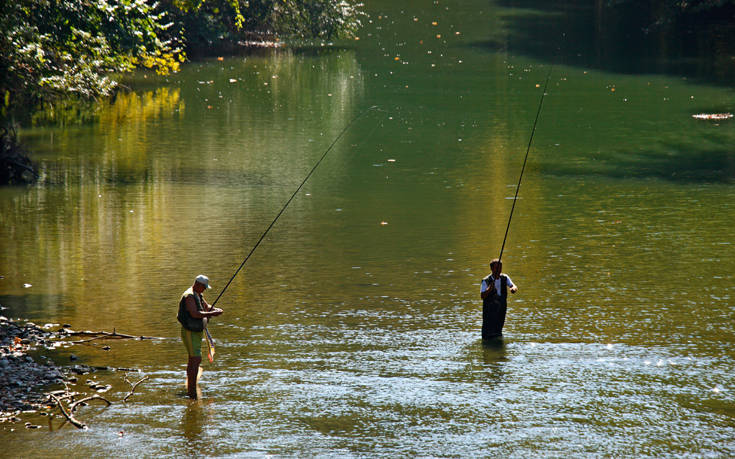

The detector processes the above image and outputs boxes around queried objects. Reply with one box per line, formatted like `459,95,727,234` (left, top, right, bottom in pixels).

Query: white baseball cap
194,274,211,289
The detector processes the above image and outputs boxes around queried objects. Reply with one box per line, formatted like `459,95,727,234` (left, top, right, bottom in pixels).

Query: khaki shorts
181,327,203,358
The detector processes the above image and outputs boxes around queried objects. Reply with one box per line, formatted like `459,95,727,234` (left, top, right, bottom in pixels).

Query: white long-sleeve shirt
481,275,515,296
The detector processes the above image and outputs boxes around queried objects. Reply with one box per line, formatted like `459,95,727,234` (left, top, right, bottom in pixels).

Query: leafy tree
172,0,365,54
1,0,184,119
0,0,365,184
0,0,188,183
1,0,364,122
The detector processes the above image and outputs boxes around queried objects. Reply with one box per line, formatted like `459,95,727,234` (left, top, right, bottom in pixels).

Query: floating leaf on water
228,79,237,83
380,221,388,226
692,113,733,120
431,21,438,26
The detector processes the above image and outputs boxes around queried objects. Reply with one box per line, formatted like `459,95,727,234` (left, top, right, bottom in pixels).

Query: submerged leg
482,297,505,339
186,356,202,399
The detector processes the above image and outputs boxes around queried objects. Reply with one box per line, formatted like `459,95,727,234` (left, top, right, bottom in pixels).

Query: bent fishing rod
498,65,554,262
210,105,379,308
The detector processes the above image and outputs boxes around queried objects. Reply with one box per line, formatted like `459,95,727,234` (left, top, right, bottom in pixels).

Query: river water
2,0,734,456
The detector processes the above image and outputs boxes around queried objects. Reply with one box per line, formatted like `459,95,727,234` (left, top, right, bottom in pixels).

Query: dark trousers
482,296,507,339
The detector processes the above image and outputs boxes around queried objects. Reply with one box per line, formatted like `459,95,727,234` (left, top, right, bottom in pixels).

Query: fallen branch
69,395,112,413
6,158,39,177
69,335,108,345
63,328,161,340
123,375,150,402
47,390,81,403
93,366,140,372
49,393,86,429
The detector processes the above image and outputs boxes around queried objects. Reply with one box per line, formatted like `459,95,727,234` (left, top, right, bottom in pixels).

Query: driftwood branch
47,390,80,402
69,395,112,413
93,366,140,372
6,158,39,177
69,335,108,345
49,393,86,429
63,328,162,340
123,375,150,402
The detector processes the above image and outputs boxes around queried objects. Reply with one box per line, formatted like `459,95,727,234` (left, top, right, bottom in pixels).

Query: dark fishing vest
177,287,204,332
481,274,509,339
482,274,508,305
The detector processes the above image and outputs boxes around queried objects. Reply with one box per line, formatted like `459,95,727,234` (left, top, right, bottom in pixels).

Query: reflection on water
181,398,214,454
1,0,735,456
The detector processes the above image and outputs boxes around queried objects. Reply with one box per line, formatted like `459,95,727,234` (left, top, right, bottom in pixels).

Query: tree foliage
0,0,184,118
0,0,365,120
170,0,365,55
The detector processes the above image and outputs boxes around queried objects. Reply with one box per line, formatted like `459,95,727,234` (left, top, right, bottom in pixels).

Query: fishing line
498,64,554,262
210,105,380,307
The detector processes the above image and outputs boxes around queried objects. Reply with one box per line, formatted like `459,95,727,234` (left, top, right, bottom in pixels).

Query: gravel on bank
0,315,70,419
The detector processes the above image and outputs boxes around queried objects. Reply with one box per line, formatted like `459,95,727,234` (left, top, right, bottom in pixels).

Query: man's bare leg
187,356,202,399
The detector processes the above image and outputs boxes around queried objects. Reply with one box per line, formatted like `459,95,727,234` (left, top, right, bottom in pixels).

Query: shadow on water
0,294,67,319
481,338,508,363
180,397,215,453
470,0,735,86
481,337,507,358
543,142,735,183
474,338,508,386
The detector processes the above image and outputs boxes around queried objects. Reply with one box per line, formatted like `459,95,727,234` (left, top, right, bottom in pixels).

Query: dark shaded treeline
490,0,735,85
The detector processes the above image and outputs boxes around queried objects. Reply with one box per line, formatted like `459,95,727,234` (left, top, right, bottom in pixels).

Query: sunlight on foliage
0,0,364,121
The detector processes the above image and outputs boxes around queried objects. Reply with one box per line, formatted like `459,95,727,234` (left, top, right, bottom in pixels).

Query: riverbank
0,127,38,185
0,315,67,420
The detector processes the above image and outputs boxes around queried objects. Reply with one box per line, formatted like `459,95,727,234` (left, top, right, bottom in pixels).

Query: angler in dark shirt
178,274,223,399
480,259,518,340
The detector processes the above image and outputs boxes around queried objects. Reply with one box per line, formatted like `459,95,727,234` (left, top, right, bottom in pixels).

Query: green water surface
1,0,734,456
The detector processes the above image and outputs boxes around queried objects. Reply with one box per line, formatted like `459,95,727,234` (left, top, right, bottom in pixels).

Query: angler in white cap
177,274,223,399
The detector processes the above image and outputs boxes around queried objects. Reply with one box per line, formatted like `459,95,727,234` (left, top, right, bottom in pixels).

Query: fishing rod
498,65,554,262
210,105,379,308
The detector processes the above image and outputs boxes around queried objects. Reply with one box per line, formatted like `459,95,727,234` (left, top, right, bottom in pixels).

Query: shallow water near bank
1,0,734,456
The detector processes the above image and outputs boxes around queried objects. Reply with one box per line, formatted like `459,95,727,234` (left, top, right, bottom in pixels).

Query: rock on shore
0,316,67,418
